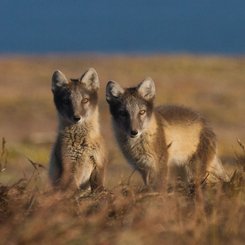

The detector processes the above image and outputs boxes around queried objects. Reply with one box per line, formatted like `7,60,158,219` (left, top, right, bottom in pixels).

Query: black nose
130,130,138,137
73,116,81,122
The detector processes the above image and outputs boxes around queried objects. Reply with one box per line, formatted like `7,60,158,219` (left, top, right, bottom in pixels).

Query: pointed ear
106,81,124,102
52,70,69,91
137,77,155,101
80,68,99,91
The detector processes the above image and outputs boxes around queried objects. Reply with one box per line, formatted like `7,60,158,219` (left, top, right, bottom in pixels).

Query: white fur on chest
117,131,157,170
60,120,104,164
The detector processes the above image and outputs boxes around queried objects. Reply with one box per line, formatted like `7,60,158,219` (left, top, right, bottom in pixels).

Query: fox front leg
140,166,163,191
166,164,177,193
60,158,77,191
89,166,104,192
49,156,62,186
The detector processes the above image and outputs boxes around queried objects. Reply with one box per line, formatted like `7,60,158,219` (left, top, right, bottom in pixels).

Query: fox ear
52,70,69,91
106,81,124,102
137,77,155,101
80,68,99,91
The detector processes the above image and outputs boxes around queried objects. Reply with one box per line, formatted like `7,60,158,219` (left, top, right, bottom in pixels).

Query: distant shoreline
1,52,245,59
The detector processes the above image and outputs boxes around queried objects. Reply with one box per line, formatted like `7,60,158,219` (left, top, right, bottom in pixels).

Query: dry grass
0,55,244,244
0,145,244,244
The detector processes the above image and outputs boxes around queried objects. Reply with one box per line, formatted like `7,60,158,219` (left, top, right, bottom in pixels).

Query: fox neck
58,107,100,135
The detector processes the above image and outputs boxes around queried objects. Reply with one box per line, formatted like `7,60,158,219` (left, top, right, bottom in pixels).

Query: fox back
106,78,229,191
49,68,107,191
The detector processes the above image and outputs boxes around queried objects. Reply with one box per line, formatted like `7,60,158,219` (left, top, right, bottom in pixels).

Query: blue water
0,0,245,54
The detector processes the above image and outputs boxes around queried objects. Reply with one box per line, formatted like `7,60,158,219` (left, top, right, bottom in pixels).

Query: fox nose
130,130,138,137
73,116,81,122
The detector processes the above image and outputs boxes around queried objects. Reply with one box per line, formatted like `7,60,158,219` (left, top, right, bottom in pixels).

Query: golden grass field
0,55,244,244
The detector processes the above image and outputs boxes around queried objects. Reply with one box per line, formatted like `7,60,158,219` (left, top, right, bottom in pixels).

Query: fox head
52,68,99,124
106,78,155,138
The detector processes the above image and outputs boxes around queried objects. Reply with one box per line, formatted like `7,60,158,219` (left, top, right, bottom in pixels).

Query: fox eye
139,110,146,115
81,98,89,104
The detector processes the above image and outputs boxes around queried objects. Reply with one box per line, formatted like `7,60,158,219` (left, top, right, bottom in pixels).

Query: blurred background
0,0,244,186
1,0,245,54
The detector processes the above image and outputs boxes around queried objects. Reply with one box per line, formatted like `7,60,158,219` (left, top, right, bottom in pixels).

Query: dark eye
81,98,89,104
139,110,146,115
119,110,127,117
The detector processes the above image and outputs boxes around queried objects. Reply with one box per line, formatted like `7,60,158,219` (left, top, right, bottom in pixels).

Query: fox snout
71,103,83,123
130,129,139,138
129,118,141,138
73,115,81,123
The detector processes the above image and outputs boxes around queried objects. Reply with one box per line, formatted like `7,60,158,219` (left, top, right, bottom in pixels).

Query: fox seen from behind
106,78,229,191
49,68,107,191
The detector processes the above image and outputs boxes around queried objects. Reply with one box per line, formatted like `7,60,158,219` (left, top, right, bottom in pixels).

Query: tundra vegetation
0,55,244,244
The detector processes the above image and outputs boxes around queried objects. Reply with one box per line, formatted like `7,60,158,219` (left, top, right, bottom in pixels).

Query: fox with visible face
106,78,229,191
49,68,107,191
